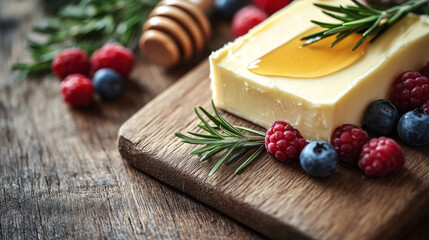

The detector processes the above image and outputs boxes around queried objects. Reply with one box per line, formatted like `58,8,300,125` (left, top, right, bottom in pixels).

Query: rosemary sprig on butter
301,0,429,50
13,0,160,77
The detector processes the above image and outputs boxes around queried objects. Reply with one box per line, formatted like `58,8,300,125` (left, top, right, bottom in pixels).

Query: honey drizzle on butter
248,27,368,78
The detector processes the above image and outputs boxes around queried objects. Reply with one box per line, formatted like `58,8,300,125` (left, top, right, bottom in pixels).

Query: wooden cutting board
118,60,429,240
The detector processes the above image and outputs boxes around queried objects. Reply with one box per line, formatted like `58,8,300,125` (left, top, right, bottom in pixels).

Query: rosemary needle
301,0,429,50
13,0,160,78
175,101,266,176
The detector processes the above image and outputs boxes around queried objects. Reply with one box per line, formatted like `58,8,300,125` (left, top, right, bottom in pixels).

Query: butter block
209,0,429,141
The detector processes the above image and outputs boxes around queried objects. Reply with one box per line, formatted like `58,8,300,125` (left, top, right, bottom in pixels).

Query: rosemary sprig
175,101,266,176
301,0,429,50
13,0,160,77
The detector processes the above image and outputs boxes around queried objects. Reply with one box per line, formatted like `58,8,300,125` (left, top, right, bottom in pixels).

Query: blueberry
214,0,244,18
93,68,124,100
300,141,338,177
365,99,399,136
397,109,429,146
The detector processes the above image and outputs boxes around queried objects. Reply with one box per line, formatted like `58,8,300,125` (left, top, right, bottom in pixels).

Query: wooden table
1,0,428,239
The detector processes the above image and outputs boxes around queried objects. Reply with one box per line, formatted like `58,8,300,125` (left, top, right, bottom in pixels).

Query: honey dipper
139,0,213,68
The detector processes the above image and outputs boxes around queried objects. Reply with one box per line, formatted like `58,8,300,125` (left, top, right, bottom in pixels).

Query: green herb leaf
13,0,160,78
302,0,429,50
175,100,266,176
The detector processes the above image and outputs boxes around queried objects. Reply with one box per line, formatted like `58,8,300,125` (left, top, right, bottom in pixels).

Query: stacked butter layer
209,0,429,141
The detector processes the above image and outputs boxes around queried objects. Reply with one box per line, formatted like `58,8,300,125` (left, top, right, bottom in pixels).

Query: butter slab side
209,0,429,140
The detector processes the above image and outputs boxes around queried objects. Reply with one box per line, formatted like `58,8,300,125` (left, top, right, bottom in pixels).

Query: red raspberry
331,124,369,164
358,137,405,177
389,71,429,113
91,43,134,77
419,62,429,77
253,0,292,15
265,121,307,162
232,6,268,38
423,99,429,114
52,48,90,79
60,74,94,107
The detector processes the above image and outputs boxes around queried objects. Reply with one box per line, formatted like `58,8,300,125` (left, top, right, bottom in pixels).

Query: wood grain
118,60,429,240
1,0,429,239
0,0,264,239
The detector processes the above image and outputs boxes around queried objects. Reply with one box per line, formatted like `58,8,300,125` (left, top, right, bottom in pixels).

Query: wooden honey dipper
139,0,213,68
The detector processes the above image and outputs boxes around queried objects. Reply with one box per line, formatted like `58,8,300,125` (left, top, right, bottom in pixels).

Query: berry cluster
263,119,404,177
53,43,134,107
215,0,292,38
265,120,339,177
357,65,429,175
262,62,429,178
364,66,429,146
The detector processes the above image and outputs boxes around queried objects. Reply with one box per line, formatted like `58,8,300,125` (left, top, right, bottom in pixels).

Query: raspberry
91,43,134,77
60,74,94,107
419,62,429,77
52,48,90,79
358,137,405,177
253,0,292,15
423,99,429,114
331,124,369,164
265,121,307,162
232,6,268,38
389,71,429,113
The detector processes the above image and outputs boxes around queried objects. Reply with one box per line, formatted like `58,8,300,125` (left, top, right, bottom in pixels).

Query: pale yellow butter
209,0,429,141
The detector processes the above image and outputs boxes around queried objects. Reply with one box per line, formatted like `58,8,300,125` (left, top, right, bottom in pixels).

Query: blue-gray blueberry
300,141,338,177
93,68,124,100
397,109,429,146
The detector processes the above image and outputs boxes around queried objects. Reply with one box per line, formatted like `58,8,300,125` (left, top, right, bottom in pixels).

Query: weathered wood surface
118,59,429,240
1,0,429,239
0,0,264,239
